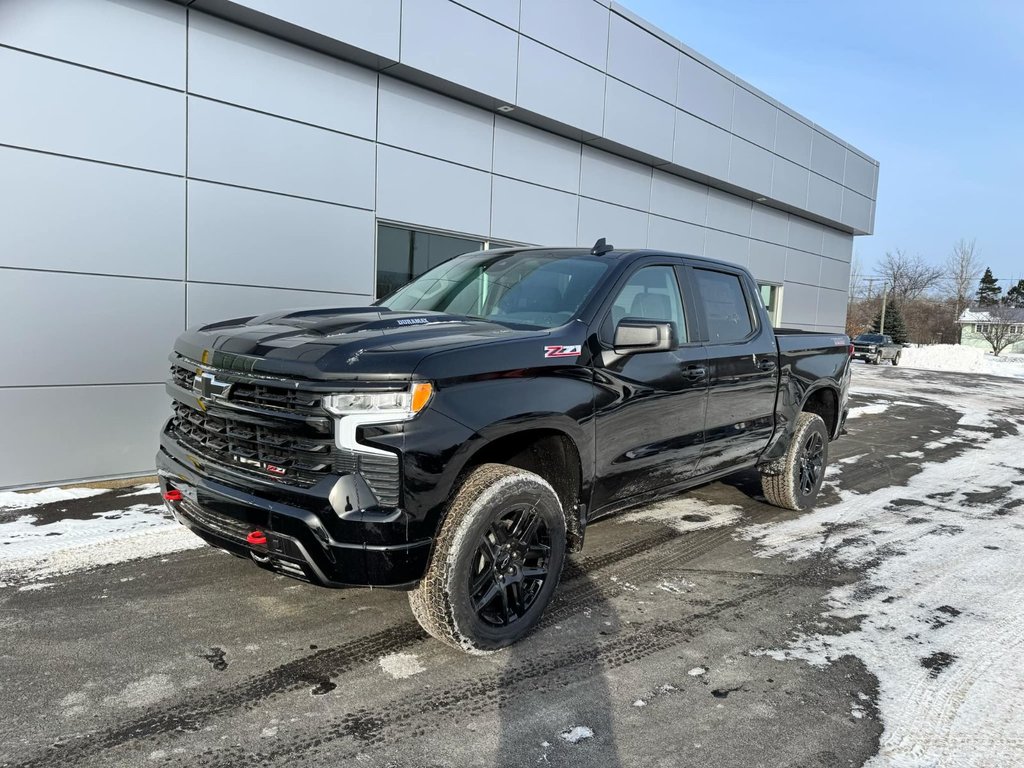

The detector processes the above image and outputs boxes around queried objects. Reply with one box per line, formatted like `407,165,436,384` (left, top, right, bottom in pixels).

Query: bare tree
944,238,982,317
848,252,863,299
879,249,944,304
975,304,1024,356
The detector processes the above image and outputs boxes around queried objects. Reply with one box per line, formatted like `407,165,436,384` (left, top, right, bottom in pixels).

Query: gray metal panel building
0,0,878,489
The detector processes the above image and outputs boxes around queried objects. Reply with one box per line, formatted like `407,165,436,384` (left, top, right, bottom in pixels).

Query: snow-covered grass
0,486,203,588
896,344,1024,379
744,365,1024,767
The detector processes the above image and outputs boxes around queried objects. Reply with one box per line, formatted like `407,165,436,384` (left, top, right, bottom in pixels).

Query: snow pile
743,372,1024,767
0,487,204,588
897,344,1024,378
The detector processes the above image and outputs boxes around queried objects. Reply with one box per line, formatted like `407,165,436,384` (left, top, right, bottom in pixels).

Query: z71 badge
544,345,582,359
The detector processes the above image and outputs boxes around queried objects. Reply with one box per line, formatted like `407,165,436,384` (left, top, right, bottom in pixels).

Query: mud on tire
760,412,829,511
408,463,567,654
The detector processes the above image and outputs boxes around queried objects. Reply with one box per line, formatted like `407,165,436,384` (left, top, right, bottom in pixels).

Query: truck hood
173,306,550,380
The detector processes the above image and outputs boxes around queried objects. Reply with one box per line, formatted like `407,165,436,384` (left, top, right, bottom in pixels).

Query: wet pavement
2,364,1018,768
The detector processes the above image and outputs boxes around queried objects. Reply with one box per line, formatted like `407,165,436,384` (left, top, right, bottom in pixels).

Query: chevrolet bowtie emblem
192,371,232,401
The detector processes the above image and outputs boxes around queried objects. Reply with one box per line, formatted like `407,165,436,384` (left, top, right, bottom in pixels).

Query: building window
757,282,783,326
375,223,516,299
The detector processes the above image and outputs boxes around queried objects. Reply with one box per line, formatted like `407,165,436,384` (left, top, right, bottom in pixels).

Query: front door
689,265,778,473
591,264,709,512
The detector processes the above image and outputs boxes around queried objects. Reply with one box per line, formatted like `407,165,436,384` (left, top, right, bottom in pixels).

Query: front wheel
408,464,567,654
760,412,829,511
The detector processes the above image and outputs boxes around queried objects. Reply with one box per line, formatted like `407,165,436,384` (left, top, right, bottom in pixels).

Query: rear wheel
408,464,567,654
760,412,829,511
892,352,901,366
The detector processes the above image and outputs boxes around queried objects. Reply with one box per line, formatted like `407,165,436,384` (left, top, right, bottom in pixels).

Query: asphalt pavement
1,366,991,768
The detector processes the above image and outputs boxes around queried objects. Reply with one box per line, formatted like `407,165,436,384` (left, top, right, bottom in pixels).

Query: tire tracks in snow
10,523,737,768
190,575,795,768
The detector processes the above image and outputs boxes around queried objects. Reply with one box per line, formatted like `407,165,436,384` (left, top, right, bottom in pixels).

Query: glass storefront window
758,282,783,326
376,225,484,299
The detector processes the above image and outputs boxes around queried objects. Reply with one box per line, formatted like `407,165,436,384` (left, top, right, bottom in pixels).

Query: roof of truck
488,244,750,275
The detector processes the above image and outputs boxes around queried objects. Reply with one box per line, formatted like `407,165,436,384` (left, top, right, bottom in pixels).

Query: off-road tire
760,412,829,511
408,463,567,654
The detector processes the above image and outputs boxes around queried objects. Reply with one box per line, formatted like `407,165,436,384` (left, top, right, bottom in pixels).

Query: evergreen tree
1005,279,1024,309
976,267,1002,306
871,302,909,344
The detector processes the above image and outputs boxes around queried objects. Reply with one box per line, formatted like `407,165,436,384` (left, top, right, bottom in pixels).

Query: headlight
323,382,433,420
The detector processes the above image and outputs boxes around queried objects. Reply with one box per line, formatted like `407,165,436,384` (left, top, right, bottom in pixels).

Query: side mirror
613,319,675,355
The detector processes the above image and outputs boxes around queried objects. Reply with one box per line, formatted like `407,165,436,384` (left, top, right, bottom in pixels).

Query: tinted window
694,269,754,343
855,334,886,343
607,266,687,343
376,225,483,299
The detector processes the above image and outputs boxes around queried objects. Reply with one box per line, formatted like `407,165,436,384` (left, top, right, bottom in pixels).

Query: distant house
958,307,1024,353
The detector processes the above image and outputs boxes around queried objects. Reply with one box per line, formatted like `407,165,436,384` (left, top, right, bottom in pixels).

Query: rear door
590,262,709,512
687,264,778,473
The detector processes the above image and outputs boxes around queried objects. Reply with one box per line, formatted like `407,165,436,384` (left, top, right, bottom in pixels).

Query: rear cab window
692,268,756,343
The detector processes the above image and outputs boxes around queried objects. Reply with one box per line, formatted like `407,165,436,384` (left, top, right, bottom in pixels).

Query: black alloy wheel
469,505,551,627
798,430,825,496
408,463,567,653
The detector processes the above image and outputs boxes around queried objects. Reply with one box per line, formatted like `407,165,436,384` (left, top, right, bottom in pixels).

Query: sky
621,0,1023,286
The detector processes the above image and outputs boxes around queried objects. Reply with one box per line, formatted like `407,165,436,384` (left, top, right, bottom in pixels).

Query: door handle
758,359,777,372
683,365,708,380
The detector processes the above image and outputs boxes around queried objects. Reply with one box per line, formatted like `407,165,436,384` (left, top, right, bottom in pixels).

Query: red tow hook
246,530,268,546
163,489,183,502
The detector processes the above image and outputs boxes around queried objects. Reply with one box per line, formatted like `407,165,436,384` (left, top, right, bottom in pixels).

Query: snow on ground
0,486,109,511
744,366,1024,767
0,486,204,588
559,726,594,744
896,344,1024,379
848,403,891,419
378,652,426,679
617,496,743,533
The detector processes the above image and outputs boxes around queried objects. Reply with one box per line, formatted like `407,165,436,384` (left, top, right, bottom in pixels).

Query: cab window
693,268,755,343
605,265,687,344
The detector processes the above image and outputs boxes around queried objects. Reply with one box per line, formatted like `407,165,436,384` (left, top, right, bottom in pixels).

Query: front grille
171,364,323,415
168,360,403,504
335,450,401,507
178,498,253,542
168,401,333,488
230,381,322,414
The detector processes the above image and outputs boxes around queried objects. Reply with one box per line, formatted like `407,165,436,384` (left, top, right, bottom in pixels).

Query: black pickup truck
852,333,902,365
158,242,852,652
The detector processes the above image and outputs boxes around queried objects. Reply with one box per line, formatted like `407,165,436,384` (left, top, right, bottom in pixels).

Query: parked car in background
852,333,902,365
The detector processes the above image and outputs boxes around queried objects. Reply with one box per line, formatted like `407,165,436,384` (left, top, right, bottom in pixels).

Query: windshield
377,250,611,329
856,334,887,343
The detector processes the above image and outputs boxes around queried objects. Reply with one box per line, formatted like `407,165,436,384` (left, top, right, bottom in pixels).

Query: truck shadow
495,571,624,768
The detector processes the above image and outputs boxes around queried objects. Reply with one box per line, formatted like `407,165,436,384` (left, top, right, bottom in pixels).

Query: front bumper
157,442,432,588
